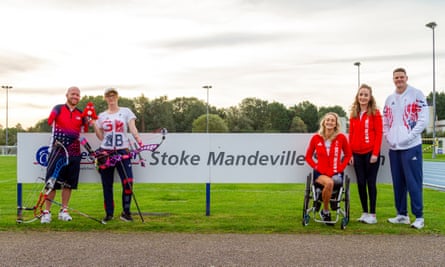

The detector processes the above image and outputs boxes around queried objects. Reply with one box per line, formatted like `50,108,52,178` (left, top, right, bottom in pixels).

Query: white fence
0,145,17,155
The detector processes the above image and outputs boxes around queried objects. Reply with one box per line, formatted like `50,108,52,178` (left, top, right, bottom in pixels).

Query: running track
424,161,445,190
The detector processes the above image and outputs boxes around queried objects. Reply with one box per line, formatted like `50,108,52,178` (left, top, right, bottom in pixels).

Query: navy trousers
388,145,423,218
99,150,134,216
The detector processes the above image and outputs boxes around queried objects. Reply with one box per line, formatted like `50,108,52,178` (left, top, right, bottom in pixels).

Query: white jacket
383,85,429,150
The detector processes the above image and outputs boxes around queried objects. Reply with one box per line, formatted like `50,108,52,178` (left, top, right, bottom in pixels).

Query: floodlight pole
202,85,212,133
2,85,13,146
426,21,437,159
353,62,361,88
202,85,212,216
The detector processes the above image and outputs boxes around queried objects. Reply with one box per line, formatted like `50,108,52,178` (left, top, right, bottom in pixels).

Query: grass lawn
1,156,444,234
422,144,445,161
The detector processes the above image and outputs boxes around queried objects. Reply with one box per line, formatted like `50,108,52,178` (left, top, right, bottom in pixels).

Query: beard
67,98,79,106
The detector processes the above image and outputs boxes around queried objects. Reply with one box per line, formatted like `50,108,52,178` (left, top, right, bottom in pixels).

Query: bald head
66,86,81,108
66,86,80,95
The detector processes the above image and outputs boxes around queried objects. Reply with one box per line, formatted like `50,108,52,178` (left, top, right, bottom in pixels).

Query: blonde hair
349,83,378,118
318,112,341,140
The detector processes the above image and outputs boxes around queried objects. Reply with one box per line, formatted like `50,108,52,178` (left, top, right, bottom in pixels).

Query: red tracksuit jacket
305,133,352,177
348,110,383,157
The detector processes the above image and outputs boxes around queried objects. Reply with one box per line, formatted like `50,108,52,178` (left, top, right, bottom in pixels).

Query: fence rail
0,145,17,155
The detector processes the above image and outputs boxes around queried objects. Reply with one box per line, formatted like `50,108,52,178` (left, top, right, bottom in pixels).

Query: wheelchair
302,171,350,229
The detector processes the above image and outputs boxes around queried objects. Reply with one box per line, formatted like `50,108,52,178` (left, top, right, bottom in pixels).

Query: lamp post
202,85,212,216
1,85,13,146
353,62,361,88
202,85,212,133
426,21,437,159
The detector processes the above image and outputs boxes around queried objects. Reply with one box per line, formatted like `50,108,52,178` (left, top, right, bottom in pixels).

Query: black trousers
353,152,380,214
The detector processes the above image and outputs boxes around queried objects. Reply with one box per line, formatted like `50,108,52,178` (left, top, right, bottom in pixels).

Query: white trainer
388,215,410,224
40,210,52,224
58,209,72,221
363,214,377,224
411,218,424,229
357,213,368,222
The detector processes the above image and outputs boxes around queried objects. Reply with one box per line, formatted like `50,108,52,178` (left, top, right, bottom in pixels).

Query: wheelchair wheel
341,176,351,230
302,174,311,226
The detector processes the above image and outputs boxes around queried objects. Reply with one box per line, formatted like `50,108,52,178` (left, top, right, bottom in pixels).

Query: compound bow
79,128,167,223
17,140,69,223
80,128,167,170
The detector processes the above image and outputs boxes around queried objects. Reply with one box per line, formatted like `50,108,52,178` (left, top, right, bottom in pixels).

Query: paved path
1,232,445,266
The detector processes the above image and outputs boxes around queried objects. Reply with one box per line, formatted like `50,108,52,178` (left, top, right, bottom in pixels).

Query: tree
171,97,207,132
145,96,176,132
239,98,269,132
222,106,253,132
20,93,365,135
133,94,149,132
292,101,319,132
318,105,347,119
266,102,291,132
192,114,229,133
28,119,51,132
0,125,3,145
289,116,308,133
427,91,445,120
6,124,24,145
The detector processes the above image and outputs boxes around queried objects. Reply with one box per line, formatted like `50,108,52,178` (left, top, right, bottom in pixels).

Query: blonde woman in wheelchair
305,112,352,224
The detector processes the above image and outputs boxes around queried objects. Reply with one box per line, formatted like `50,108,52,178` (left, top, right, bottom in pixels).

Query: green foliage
319,105,348,119
266,102,292,132
132,94,149,131
292,101,319,132
4,89,445,137
192,114,229,133
27,119,51,132
4,94,350,139
239,98,269,132
290,116,308,132
171,97,207,132
222,106,254,132
427,91,445,120
140,96,176,132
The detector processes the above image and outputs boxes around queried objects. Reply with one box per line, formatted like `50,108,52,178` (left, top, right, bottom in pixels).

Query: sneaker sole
388,219,410,224
119,217,133,222
389,221,410,224
411,224,424,229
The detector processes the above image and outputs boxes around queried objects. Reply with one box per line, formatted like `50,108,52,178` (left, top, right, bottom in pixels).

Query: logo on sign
35,146,49,167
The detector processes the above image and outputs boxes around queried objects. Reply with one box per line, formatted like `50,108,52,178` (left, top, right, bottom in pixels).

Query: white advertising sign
17,133,392,184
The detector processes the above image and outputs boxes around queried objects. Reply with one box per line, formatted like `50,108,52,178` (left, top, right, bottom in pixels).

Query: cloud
0,0,444,129
0,52,46,76
158,32,293,50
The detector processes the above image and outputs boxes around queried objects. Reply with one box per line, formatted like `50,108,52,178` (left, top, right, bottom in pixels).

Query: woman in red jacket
305,112,352,224
349,84,383,224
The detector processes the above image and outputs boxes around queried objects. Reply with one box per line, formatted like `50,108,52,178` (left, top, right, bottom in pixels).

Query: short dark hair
393,67,406,75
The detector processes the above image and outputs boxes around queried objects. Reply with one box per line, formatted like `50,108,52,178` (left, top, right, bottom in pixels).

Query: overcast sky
0,0,443,128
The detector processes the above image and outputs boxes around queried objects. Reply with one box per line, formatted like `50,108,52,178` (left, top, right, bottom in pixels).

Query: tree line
1,91,443,145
